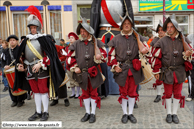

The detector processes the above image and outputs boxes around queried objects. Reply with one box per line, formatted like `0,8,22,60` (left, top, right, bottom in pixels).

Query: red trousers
162,72,185,108
78,78,101,108
153,80,163,89
28,78,49,93
118,71,138,104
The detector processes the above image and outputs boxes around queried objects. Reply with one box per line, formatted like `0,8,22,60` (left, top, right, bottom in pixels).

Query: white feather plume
27,14,40,23
27,14,35,22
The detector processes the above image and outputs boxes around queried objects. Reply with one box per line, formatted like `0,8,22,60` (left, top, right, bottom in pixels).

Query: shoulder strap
9,48,14,61
26,40,43,60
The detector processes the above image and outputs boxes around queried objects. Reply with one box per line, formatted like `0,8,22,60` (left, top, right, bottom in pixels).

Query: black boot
166,114,172,123
121,114,128,124
81,113,90,122
154,95,161,103
40,112,49,121
128,114,137,123
89,114,96,123
74,95,80,99
2,87,8,92
50,100,58,106
17,101,25,107
27,94,31,100
28,112,42,121
64,99,70,107
172,114,179,124
69,94,75,98
11,102,17,107
134,102,138,108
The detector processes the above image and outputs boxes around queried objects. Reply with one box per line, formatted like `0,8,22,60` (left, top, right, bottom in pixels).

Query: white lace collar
26,33,46,40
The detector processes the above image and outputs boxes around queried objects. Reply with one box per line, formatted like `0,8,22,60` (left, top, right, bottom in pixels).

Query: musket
133,28,145,53
147,26,156,32
92,35,101,56
180,31,192,51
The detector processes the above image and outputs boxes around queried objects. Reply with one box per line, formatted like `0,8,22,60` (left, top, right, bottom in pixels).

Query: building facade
0,0,193,44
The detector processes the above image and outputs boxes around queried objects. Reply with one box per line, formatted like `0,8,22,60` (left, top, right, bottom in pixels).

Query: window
49,11,62,43
176,15,189,35
12,12,44,40
0,11,8,40
77,5,91,24
134,16,153,38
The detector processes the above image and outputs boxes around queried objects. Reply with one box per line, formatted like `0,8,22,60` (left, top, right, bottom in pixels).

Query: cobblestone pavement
0,79,193,129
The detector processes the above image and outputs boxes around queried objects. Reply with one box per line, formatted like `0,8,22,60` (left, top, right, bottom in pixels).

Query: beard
81,35,88,41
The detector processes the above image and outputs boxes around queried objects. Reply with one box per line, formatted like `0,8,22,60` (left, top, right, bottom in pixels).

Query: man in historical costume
90,0,134,96
107,13,149,124
149,20,166,103
151,14,193,124
66,32,81,99
4,35,27,107
14,6,65,121
66,17,107,123
47,34,70,107
185,34,194,101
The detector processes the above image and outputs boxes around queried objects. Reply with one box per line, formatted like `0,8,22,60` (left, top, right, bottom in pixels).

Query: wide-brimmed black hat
6,35,19,42
76,16,94,35
163,14,181,32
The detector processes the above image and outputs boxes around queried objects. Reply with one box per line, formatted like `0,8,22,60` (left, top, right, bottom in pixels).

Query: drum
60,73,69,87
4,66,27,96
139,58,154,85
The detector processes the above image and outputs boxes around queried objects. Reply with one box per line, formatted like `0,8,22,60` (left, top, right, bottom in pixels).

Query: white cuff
152,69,161,75
38,59,47,70
94,55,105,64
110,62,119,72
70,64,78,72
182,50,193,61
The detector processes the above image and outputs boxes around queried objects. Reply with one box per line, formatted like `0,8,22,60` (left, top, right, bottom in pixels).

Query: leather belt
82,68,88,72
100,27,121,31
120,59,132,66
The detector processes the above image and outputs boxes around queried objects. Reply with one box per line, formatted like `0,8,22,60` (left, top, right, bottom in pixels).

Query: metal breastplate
24,39,43,64
100,0,123,27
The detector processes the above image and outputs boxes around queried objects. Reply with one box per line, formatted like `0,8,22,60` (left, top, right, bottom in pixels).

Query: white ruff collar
26,33,46,40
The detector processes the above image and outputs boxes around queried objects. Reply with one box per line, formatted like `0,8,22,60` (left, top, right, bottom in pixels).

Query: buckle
82,68,88,72
125,59,131,65
106,27,111,32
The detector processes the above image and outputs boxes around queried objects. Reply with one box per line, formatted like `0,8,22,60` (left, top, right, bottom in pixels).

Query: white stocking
166,99,172,114
71,87,75,96
41,93,49,113
121,98,128,115
76,87,80,97
91,99,97,115
83,98,91,114
157,85,162,95
128,97,135,115
34,93,42,114
172,98,180,115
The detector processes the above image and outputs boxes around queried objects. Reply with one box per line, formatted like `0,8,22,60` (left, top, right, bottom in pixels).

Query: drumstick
9,59,16,67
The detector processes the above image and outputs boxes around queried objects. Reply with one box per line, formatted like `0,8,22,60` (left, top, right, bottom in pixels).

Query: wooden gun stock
92,35,101,56
133,29,145,52
180,32,191,51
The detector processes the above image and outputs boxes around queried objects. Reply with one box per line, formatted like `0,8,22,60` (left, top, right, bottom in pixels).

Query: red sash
101,0,120,28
